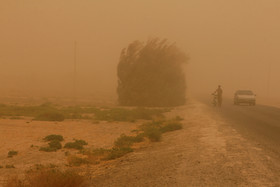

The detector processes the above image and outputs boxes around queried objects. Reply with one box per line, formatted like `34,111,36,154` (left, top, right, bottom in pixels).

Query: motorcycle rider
214,85,223,107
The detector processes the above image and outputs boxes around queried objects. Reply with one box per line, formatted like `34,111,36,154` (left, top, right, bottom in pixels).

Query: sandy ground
0,118,139,186
1,100,280,186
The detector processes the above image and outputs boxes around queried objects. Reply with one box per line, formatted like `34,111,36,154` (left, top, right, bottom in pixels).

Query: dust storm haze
1,0,280,105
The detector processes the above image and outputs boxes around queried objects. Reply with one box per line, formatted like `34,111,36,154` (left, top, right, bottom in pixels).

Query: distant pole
267,62,271,100
73,41,77,105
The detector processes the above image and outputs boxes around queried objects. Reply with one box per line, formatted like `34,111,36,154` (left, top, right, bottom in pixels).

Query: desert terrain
0,99,279,186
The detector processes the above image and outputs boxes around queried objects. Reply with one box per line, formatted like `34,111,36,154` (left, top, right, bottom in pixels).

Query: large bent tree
117,38,188,107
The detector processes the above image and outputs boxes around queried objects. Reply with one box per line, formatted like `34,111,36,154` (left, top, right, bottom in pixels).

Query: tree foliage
117,38,188,107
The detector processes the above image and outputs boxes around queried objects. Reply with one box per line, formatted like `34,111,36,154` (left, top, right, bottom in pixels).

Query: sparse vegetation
71,117,183,164
94,107,168,122
43,134,64,142
8,150,18,158
34,163,58,170
144,126,162,142
4,169,87,187
114,134,144,148
64,139,88,150
105,147,133,160
5,165,15,169
159,121,183,133
67,155,89,166
0,103,169,122
140,118,183,141
40,135,64,152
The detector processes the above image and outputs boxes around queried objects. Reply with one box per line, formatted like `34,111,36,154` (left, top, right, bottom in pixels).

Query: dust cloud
1,0,280,105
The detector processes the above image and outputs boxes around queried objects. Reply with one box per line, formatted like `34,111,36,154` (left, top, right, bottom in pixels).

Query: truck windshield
237,90,253,95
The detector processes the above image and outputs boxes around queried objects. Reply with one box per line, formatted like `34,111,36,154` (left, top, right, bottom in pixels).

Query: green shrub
48,140,62,150
40,140,62,152
160,121,183,133
105,147,133,160
43,134,64,142
64,140,88,150
114,134,144,148
81,148,108,157
73,139,88,146
8,150,18,158
144,126,162,142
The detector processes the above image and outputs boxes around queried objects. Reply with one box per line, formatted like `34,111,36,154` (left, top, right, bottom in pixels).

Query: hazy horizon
1,0,280,105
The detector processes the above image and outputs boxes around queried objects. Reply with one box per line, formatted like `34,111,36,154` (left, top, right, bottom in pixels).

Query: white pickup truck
234,90,256,105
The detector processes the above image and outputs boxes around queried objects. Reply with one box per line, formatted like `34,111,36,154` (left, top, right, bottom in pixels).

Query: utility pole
73,41,77,105
267,61,272,100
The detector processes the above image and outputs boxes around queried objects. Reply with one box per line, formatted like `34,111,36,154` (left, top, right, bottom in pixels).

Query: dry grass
67,155,89,166
4,169,88,187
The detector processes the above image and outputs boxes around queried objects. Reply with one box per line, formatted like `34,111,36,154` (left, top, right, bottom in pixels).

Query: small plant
64,139,88,150
144,126,162,142
159,121,183,133
40,140,62,152
74,139,88,146
8,150,18,158
43,134,64,142
5,164,15,168
48,140,62,150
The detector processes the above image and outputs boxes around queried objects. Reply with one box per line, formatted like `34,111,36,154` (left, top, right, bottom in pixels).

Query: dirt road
90,101,280,186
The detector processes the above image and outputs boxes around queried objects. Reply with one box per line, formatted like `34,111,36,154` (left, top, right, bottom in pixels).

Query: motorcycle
211,93,218,106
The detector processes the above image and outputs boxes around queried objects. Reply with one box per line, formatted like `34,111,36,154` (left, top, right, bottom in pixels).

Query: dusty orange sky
0,0,279,104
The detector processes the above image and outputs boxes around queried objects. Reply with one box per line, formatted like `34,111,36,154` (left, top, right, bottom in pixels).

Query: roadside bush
43,134,64,142
48,140,62,150
114,134,144,148
105,147,133,160
7,151,18,158
40,140,62,152
144,126,162,142
159,121,183,133
4,169,88,187
140,119,183,142
64,140,88,150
